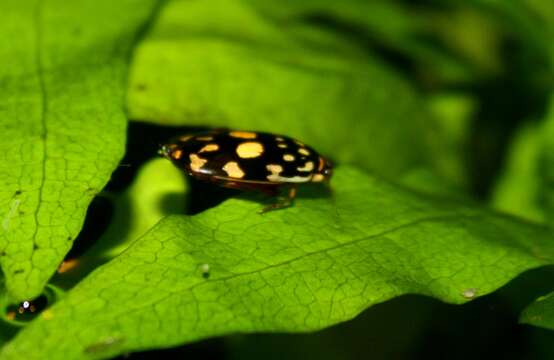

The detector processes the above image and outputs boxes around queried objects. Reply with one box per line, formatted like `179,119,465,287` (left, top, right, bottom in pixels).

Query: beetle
158,129,332,212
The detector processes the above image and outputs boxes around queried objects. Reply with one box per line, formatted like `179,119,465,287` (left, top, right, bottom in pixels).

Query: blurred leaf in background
126,0,445,180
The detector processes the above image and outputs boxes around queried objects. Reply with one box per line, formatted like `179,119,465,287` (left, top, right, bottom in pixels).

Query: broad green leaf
521,292,554,330
0,0,159,301
55,159,187,283
3,166,553,359
127,0,440,178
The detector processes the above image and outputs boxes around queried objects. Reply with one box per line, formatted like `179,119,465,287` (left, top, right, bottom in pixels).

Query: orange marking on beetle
229,131,257,139
172,149,183,159
318,157,325,171
266,164,285,181
312,174,325,182
190,154,207,172
297,161,314,172
199,144,219,153
283,154,295,161
236,142,264,158
223,161,245,178
266,164,283,174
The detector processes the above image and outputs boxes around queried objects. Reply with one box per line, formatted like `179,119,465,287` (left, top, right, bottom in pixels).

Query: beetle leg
259,185,297,214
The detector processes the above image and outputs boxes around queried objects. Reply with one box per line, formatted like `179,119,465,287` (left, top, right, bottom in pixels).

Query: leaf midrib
30,0,47,252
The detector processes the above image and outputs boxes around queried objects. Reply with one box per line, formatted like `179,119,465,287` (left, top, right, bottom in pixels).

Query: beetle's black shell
163,130,323,184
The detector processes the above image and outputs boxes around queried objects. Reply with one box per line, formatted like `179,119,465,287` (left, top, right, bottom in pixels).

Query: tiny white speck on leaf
462,288,478,299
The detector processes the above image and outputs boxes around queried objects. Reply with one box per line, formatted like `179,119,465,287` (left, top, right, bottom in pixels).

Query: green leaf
493,95,554,224
425,94,476,189
465,0,552,56
517,96,554,329
2,166,552,359
0,0,159,301
491,122,545,223
91,158,187,260
480,0,554,331
126,0,440,178
56,158,187,282
521,292,554,330
541,100,554,224
250,1,484,84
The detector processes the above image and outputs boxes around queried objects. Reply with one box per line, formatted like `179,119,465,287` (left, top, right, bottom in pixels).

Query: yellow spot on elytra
298,148,310,156
275,137,285,141
172,149,183,159
190,154,207,172
196,136,213,141
266,164,284,181
266,164,283,174
236,142,264,158
230,131,257,139
179,135,193,142
297,161,314,172
312,174,325,182
223,162,245,178
199,144,219,153
278,143,287,148
295,140,305,146
283,154,295,161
